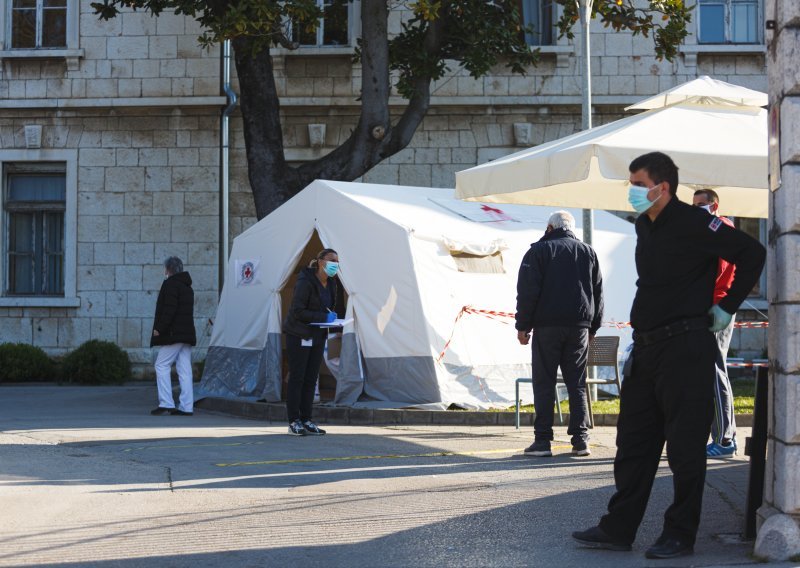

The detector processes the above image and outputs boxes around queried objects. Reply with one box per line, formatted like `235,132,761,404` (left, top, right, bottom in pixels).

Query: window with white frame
519,0,556,47
3,163,66,296
292,0,350,46
9,0,67,49
733,217,767,298
697,0,761,44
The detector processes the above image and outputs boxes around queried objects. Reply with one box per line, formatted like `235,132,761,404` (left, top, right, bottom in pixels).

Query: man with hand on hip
693,189,738,458
573,152,765,560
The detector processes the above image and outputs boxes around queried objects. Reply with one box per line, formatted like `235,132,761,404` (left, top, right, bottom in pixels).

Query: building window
292,0,350,47
733,217,766,298
9,0,67,49
697,0,760,44
3,164,65,296
519,0,555,47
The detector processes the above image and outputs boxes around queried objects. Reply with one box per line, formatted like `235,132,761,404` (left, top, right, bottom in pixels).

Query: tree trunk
233,4,438,220
232,38,297,220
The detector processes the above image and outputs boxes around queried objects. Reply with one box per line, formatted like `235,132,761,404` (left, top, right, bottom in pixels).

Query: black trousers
531,326,590,445
598,328,716,545
285,330,327,422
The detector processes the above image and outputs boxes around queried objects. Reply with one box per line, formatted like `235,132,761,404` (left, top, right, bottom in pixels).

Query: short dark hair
693,188,719,203
164,256,184,275
629,152,679,196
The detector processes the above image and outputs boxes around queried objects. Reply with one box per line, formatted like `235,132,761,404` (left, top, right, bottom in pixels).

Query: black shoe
288,419,307,436
523,440,552,457
150,407,173,415
572,441,591,456
645,537,693,559
302,420,326,435
572,526,632,551
170,409,193,416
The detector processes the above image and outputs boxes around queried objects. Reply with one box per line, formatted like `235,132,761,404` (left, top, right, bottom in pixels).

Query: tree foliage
92,0,691,219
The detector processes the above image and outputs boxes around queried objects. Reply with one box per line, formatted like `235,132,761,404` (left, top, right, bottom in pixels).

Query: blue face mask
323,261,339,277
628,184,660,213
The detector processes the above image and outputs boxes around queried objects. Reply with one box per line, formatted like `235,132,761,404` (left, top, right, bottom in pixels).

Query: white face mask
698,204,713,214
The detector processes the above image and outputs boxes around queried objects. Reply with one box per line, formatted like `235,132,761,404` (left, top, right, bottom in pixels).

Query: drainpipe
219,39,238,295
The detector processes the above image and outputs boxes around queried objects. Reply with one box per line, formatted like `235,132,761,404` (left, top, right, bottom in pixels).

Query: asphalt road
0,385,770,567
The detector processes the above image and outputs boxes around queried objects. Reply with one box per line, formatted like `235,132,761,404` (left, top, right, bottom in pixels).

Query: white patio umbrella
627,75,767,110
455,80,768,218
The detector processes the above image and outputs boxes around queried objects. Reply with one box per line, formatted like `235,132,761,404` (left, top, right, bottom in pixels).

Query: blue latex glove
708,305,733,332
325,311,336,323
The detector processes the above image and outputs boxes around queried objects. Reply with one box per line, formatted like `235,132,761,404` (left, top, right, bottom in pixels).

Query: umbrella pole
578,0,594,247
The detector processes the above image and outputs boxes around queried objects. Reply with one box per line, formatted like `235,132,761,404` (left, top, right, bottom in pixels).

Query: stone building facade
0,0,769,365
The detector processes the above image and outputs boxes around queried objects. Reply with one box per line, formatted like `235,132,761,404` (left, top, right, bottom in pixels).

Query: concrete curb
196,397,755,427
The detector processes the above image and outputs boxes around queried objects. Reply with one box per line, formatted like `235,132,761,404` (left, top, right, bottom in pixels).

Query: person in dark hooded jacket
150,256,196,416
515,210,603,458
283,248,339,436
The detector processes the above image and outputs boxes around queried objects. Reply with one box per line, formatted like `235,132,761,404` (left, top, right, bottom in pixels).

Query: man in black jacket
572,152,766,559
516,210,603,458
150,256,196,416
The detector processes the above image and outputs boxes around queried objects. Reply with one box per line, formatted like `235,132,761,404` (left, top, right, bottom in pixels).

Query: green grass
508,377,756,415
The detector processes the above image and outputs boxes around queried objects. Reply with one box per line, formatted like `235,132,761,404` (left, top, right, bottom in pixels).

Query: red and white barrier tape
437,305,768,363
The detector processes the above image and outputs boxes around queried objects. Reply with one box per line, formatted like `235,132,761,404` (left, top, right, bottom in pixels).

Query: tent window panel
450,252,505,274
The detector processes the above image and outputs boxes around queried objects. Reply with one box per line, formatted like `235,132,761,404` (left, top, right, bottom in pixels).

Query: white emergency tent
198,180,636,409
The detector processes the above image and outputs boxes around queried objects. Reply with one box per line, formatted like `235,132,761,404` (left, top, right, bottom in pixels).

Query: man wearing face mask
692,189,738,458
573,152,765,559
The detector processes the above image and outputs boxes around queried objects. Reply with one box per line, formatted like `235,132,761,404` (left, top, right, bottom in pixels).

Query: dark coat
151,272,196,347
515,228,604,334
283,267,337,340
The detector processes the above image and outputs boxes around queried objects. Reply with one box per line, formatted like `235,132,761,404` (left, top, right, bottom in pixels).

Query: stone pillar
755,2,800,562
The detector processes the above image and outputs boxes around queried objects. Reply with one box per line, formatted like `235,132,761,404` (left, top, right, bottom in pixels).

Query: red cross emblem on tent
239,261,256,285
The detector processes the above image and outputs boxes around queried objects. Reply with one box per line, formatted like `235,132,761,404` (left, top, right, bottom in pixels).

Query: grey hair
547,210,575,232
164,256,184,275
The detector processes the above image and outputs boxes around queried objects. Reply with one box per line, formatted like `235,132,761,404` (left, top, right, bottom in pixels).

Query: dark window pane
519,0,553,46
12,0,36,8
293,20,318,46
44,212,65,294
44,0,67,7
11,8,36,49
698,3,726,43
540,0,554,46
9,213,35,295
322,0,348,45
734,217,763,296
731,1,758,43
42,8,68,48
8,174,66,202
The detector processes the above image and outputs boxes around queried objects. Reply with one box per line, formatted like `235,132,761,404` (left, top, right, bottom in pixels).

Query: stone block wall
0,3,218,100
0,107,220,363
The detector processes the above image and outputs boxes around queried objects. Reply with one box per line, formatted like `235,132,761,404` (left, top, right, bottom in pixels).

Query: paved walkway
0,385,788,567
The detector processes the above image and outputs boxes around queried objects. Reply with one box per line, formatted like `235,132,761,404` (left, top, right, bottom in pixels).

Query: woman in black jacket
150,256,196,416
283,248,339,436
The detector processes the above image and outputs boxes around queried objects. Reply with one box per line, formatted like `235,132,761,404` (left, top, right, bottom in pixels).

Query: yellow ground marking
215,445,575,467
122,440,269,452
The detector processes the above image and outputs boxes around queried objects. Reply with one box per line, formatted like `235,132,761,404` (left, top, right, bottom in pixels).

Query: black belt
632,316,711,346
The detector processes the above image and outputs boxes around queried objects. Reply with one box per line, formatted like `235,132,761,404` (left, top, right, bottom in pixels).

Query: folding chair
514,377,565,429
585,336,622,428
